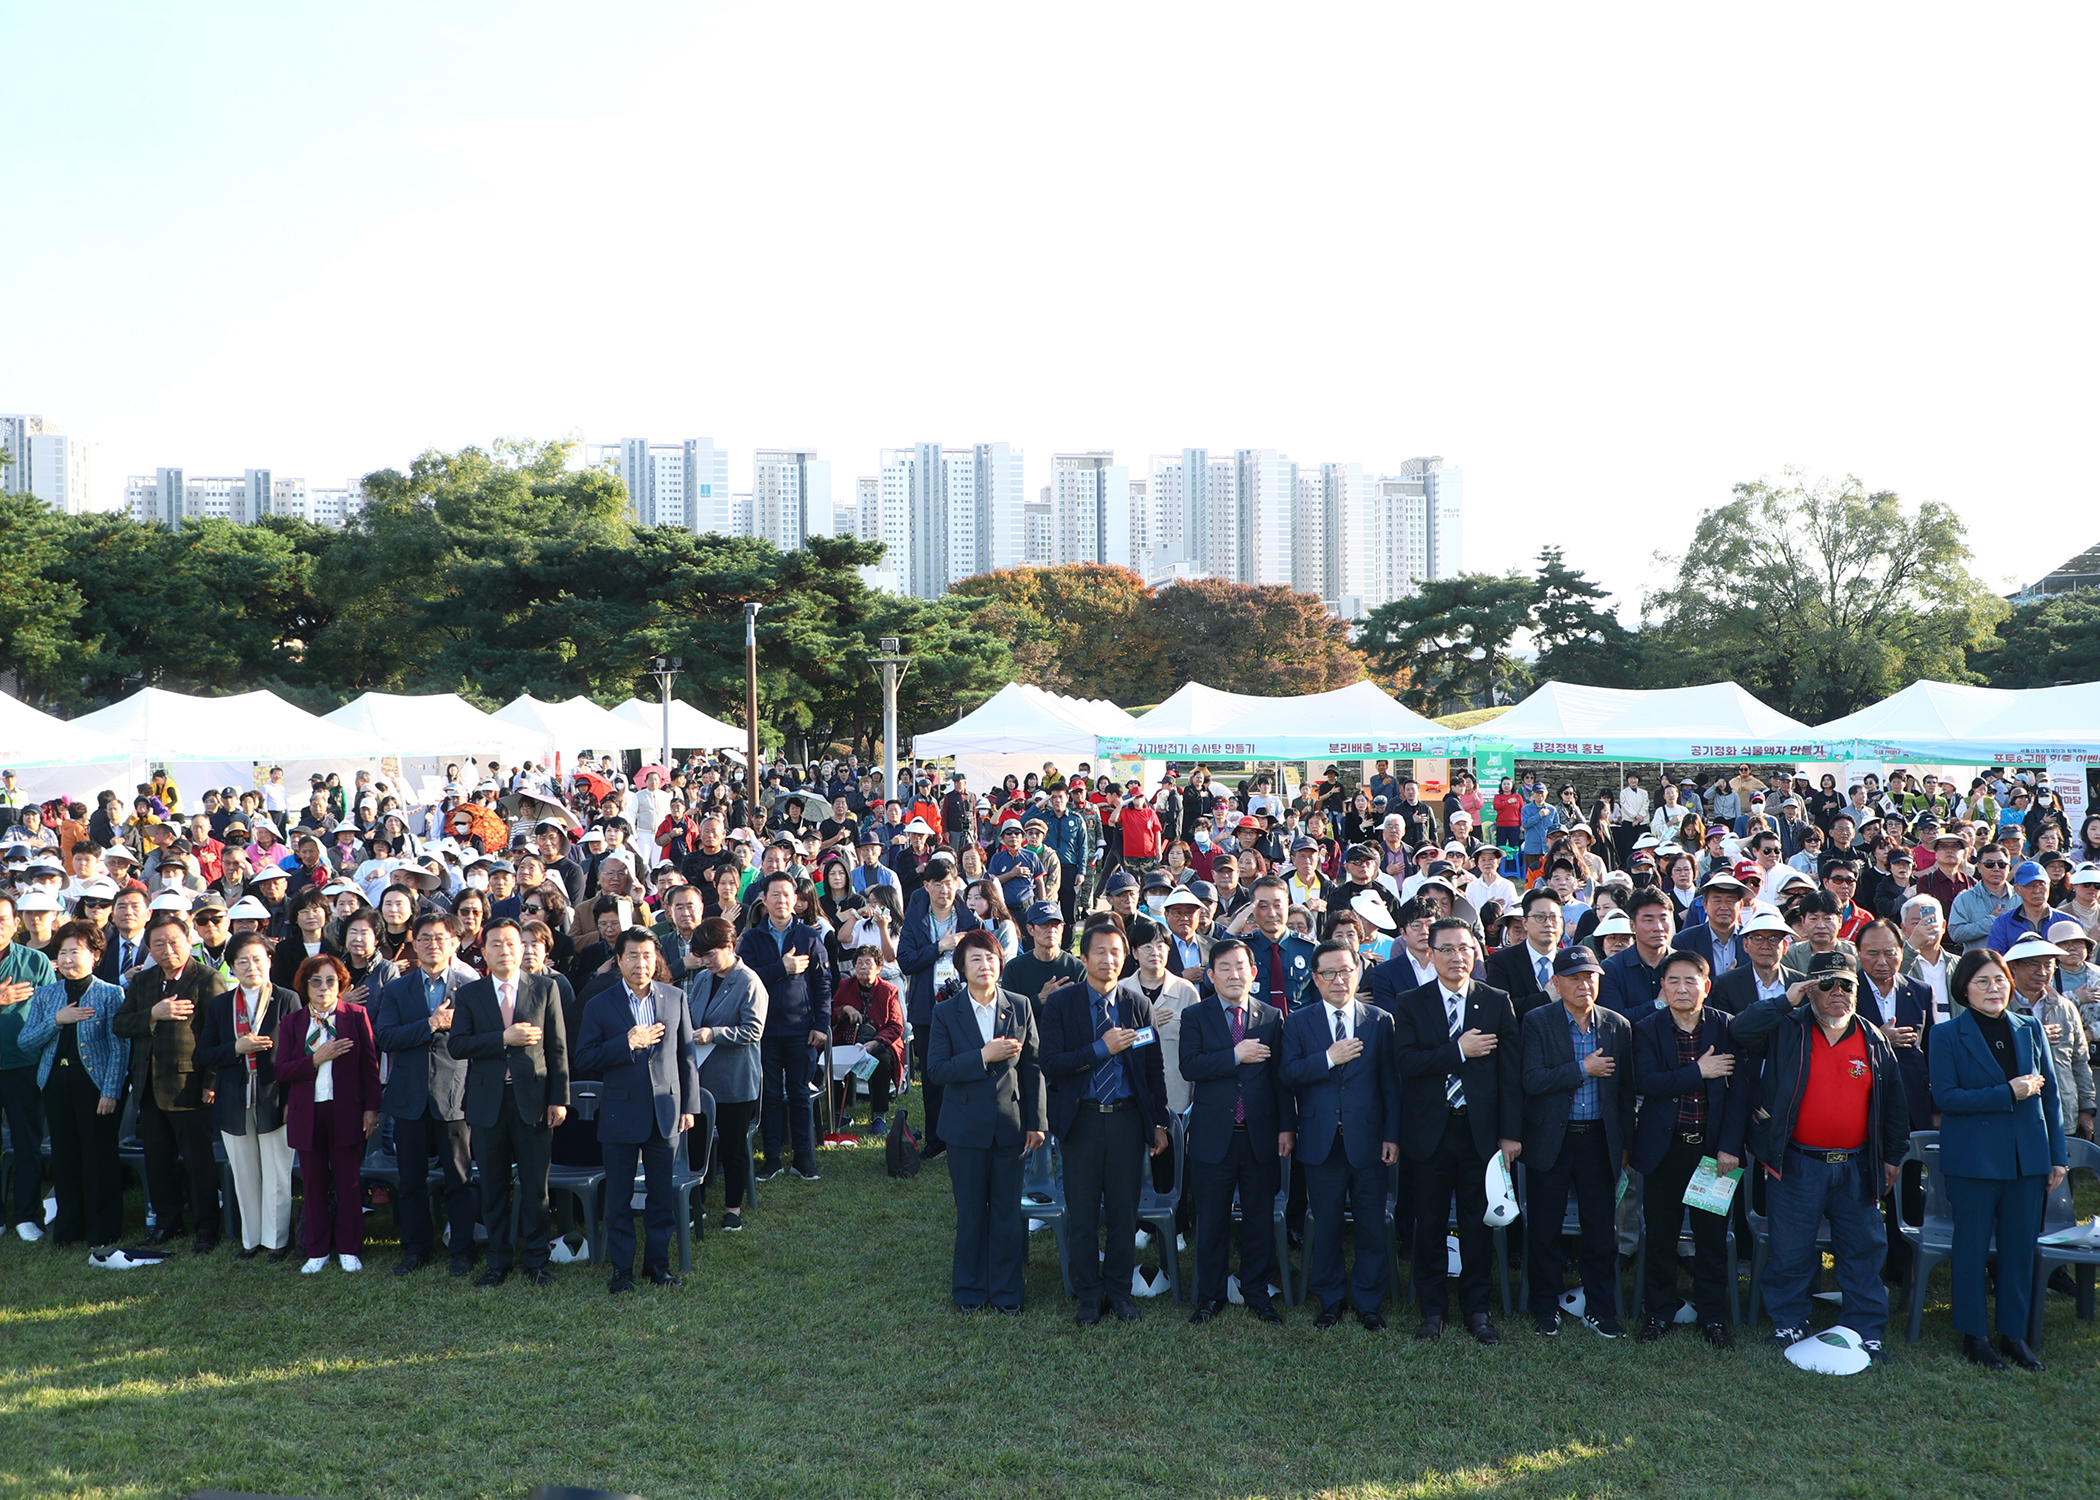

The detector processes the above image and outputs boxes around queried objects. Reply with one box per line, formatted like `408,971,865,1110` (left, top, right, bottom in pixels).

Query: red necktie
1268,942,1287,1015
1230,1005,1247,1123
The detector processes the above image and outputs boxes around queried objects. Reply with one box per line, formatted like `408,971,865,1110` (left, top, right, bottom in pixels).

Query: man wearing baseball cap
1987,861,2060,956
1004,902,1084,1009
1725,950,1910,1359
1674,873,1750,979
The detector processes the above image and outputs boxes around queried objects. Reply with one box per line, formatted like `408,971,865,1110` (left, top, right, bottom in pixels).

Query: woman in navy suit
1932,947,2068,1371
682,917,767,1233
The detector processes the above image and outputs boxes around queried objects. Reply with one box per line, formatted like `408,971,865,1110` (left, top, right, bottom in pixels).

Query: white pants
222,1107,294,1249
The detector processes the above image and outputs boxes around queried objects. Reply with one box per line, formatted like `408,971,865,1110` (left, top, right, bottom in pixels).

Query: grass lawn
1,1138,2094,1500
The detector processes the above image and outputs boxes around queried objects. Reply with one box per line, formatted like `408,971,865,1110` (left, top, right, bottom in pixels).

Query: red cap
1733,859,1761,880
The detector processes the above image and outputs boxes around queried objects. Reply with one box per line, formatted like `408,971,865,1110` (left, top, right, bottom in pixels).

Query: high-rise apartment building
123,469,362,529
1052,451,1131,568
1,414,98,514
587,438,731,533
1232,448,1295,588
751,448,833,549
861,442,1024,597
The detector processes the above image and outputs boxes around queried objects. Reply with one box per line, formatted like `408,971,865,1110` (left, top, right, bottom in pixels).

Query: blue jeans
1764,1147,1889,1343
758,1034,816,1174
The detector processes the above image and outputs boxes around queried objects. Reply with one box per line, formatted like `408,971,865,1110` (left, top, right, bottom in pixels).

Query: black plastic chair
542,1081,607,1264
2028,1136,2100,1349
1135,1114,1186,1302
670,1089,718,1273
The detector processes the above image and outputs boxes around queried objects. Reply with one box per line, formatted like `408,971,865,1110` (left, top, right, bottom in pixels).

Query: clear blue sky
6,2,2095,610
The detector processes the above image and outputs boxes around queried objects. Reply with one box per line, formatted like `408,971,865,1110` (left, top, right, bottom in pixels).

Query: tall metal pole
649,655,680,775
743,603,762,797
871,636,910,806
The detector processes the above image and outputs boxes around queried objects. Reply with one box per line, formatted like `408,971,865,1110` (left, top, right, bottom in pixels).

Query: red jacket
833,974,905,1075
273,1000,382,1152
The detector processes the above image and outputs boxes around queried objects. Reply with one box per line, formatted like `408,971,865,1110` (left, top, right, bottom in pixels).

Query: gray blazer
685,959,769,1105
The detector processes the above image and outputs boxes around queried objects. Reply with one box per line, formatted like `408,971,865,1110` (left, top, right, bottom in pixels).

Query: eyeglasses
1825,875,1856,886
1978,860,2007,869
1430,944,1476,956
1314,967,1355,979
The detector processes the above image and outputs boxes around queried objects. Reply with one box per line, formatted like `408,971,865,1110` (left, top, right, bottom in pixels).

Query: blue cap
1104,871,1140,895
1023,901,1064,927
2013,860,2047,886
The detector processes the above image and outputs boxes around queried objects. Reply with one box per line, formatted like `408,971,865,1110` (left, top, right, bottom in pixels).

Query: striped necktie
1443,992,1466,1108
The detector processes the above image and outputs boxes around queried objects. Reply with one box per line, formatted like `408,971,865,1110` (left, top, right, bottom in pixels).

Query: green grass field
1,1139,2093,1500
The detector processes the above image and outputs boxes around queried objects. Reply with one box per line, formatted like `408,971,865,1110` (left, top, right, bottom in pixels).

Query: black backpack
885,1106,922,1178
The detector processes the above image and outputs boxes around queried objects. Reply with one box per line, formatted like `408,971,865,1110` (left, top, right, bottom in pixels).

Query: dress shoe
1700,1322,1735,1350
1964,1334,2006,1369
1249,1297,1283,1325
1314,1303,1343,1329
1467,1313,1501,1346
192,1235,219,1255
1636,1316,1670,1344
1358,1311,1386,1331
1414,1314,1444,1341
1999,1337,2044,1372
525,1266,553,1288
395,1253,428,1276
1074,1300,1102,1326
1109,1298,1141,1323
608,1271,634,1295
473,1267,509,1289
267,1246,293,1264
449,1258,473,1278
645,1267,679,1287
234,1246,261,1261
1190,1299,1224,1325
920,1145,947,1162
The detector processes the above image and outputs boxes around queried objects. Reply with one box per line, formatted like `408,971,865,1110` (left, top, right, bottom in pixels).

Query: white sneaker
14,1221,43,1243
337,1255,363,1273
301,1257,330,1274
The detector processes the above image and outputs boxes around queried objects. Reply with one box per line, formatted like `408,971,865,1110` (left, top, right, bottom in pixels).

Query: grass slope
0,1141,2093,1500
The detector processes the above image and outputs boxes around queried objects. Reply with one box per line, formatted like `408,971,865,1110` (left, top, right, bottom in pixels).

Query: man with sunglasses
1819,860,1872,943
1723,949,1909,1361
1949,844,2018,953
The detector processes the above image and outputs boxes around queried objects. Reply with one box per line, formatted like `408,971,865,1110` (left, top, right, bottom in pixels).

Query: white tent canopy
73,686,391,763
492,694,656,758
1460,681,1827,763
1811,678,2100,764
0,692,132,771
914,682,1143,792
609,697,747,754
1097,680,1453,760
322,692,549,758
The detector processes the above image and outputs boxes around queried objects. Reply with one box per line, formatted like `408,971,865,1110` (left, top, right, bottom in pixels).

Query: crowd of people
0,750,2091,1369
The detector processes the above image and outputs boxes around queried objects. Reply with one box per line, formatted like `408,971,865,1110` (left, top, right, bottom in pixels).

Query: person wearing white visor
2003,934,2095,1144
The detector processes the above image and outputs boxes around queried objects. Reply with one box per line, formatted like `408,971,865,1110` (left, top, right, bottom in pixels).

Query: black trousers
1057,865,1080,933
43,1062,125,1246
1525,1125,1619,1318
758,1034,816,1173
472,1086,553,1272
1061,1104,1144,1304
1641,1131,1733,1326
913,1032,945,1154
1190,1129,1281,1304
0,1066,46,1226
392,1108,477,1259
603,1126,675,1276
1304,1144,1390,1313
701,1097,757,1211
948,1140,1026,1308
835,1050,896,1120
1412,1112,1494,1318
137,1088,218,1236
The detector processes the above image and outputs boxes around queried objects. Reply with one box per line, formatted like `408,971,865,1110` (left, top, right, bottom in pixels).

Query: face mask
1194,832,1211,847
464,872,488,890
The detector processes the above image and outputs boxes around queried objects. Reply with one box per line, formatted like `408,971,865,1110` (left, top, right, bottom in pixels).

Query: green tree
1357,574,1535,714
0,488,86,706
1643,471,2008,721
1528,546,1645,688
1150,579,1361,695
1969,591,2100,688
949,564,1164,703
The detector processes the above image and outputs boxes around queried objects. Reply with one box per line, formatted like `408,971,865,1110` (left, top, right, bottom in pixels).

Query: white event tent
1458,681,1828,764
913,682,1143,791
1810,678,2100,766
0,692,132,771
492,694,656,761
322,692,550,759
1096,680,1453,761
610,697,747,756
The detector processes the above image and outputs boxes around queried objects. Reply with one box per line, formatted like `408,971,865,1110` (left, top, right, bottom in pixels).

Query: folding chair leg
1273,1217,1296,1306
1906,1254,1929,1343
1747,1242,1768,1328
1496,1227,1513,1315
2079,1264,2095,1322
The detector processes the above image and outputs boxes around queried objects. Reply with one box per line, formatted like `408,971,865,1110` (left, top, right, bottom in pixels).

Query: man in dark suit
374,912,482,1276
1483,886,1565,1016
1039,920,1170,1325
1180,937,1294,1323
737,870,832,1182
1519,946,1636,1337
1628,949,1737,1345
924,929,1045,1313
1279,938,1401,1328
110,912,229,1251
574,926,702,1294
1671,873,1750,980
1394,916,1522,1344
95,887,151,986
1366,898,1440,1015
448,918,569,1287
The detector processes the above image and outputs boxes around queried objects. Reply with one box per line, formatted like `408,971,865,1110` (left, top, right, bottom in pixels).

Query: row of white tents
5,676,2096,806
923,677,2100,772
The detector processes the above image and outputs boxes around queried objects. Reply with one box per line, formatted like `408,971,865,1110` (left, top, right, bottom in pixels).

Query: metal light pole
743,603,762,795
869,636,912,802
648,655,681,774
